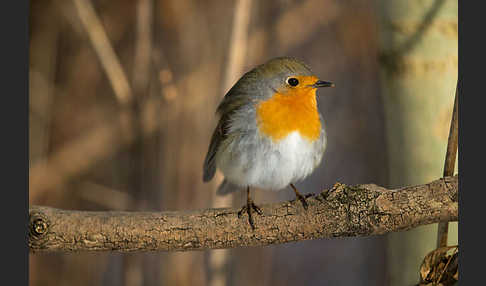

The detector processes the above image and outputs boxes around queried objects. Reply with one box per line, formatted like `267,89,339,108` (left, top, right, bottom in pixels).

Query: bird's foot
238,199,263,230
290,183,312,210
295,192,309,210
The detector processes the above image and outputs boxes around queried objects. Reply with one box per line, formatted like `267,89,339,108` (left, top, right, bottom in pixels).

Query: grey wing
202,115,230,182
202,72,255,182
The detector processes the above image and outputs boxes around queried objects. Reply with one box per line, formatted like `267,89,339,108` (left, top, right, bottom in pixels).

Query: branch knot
29,209,50,251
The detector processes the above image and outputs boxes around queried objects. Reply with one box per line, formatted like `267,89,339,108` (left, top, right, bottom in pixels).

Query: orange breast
256,87,321,142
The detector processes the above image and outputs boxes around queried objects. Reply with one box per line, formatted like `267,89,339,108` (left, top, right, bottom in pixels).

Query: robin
203,57,334,229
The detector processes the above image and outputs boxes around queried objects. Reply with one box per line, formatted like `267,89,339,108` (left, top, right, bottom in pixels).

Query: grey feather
202,80,253,182
202,115,230,181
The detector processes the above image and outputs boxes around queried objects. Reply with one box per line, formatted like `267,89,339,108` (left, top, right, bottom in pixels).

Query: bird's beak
312,80,335,88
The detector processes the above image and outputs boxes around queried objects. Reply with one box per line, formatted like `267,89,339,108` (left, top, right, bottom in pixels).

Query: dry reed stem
72,0,133,105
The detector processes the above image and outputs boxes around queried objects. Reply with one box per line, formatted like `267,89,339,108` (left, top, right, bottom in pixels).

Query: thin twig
72,0,133,105
222,0,252,93
132,0,153,95
436,81,459,248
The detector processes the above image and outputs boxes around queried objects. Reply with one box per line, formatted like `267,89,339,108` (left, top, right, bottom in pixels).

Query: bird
202,57,334,229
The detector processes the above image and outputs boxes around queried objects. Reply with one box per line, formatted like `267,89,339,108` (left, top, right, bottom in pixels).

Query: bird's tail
216,179,243,196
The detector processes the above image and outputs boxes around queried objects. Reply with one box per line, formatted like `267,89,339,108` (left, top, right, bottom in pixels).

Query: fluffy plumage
203,57,328,195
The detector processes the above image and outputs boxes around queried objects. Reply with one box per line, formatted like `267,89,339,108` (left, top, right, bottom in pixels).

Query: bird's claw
238,200,263,230
295,193,309,210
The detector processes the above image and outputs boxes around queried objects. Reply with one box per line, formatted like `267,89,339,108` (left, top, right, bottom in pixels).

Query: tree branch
29,176,457,253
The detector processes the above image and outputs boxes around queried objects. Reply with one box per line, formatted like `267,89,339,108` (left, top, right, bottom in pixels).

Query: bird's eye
286,77,299,87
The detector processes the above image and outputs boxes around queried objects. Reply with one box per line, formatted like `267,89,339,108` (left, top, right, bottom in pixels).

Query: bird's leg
238,187,263,230
290,183,309,210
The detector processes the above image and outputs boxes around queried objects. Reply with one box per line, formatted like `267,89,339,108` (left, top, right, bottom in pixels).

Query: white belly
218,131,322,191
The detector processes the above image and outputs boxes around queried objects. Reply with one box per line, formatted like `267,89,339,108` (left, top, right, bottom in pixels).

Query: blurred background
29,0,457,285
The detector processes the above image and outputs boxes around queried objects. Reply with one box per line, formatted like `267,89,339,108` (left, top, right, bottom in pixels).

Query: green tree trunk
375,1,458,285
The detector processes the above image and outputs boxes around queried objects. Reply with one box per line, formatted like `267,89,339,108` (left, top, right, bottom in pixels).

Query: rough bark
29,176,457,253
